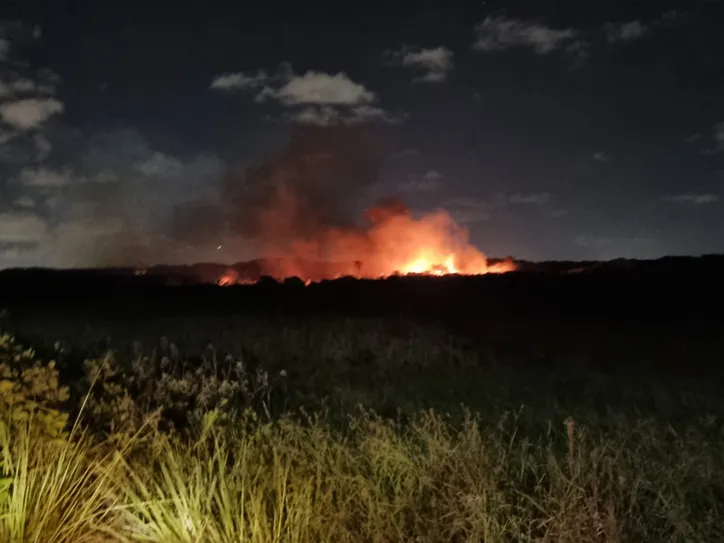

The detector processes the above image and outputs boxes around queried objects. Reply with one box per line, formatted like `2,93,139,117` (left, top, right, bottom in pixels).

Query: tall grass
0,316,723,541
0,419,122,543
0,408,699,542
0,407,723,541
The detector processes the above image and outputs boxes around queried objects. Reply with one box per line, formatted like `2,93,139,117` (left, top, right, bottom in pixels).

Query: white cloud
212,67,376,106
287,104,401,126
386,46,454,83
209,70,269,91
0,78,39,98
0,98,64,130
18,166,73,187
473,16,577,54
13,195,35,209
210,63,396,126
269,71,376,106
350,105,401,124
605,20,649,42
0,211,47,243
662,193,719,205
289,106,341,126
17,165,121,188
136,151,185,178
509,192,551,205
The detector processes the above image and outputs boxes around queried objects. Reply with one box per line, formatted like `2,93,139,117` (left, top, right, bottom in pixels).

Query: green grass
0,311,723,541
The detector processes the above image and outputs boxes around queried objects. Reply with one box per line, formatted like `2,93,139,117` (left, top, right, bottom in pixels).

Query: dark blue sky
1,0,723,267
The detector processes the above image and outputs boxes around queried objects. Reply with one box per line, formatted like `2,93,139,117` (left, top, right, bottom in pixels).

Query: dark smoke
64,124,387,269
214,123,386,255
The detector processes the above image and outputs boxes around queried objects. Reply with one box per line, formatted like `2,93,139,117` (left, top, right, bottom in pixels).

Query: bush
0,325,721,541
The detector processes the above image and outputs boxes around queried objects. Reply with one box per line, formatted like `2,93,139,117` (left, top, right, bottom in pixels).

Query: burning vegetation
210,124,515,285
150,123,517,286
213,198,515,285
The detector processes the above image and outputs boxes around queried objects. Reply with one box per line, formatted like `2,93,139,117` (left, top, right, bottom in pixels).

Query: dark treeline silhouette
0,254,722,321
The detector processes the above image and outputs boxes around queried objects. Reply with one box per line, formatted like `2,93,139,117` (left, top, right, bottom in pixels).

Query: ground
0,261,722,541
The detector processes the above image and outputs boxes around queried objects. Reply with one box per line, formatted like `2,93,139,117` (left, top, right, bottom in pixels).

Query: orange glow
217,268,256,286
217,269,239,286
245,196,517,283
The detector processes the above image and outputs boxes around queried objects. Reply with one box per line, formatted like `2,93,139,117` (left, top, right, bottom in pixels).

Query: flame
218,269,239,286
250,197,516,283
217,268,257,286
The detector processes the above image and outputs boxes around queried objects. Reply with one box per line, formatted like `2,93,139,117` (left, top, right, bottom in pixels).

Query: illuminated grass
0,317,723,541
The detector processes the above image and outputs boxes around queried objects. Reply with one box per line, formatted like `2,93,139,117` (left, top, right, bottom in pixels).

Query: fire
217,268,256,286
212,125,515,286
247,197,517,283
218,269,239,286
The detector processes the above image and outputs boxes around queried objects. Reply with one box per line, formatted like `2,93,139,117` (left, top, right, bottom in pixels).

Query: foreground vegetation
1,312,723,542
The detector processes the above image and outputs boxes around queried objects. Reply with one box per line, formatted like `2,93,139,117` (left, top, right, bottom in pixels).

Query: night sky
1,0,723,268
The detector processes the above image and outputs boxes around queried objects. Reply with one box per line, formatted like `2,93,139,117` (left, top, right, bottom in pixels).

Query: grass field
1,296,723,541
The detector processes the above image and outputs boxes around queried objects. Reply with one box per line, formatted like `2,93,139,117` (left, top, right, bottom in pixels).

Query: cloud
564,39,591,68
264,71,376,106
0,78,37,98
0,211,47,243
18,166,73,187
593,152,610,162
0,98,64,130
508,192,552,205
16,165,117,189
662,193,719,205
385,46,454,83
286,104,400,126
422,170,442,181
13,195,35,209
604,20,649,42
0,28,62,142
0,126,228,268
210,63,398,126
212,66,375,106
714,122,724,151
473,16,577,54
136,151,185,178
209,70,269,91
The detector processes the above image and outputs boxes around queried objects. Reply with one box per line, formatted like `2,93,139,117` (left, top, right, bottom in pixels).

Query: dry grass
0,316,723,541
1,407,722,542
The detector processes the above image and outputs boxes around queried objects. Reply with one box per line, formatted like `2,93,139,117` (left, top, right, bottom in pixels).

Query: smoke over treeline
152,123,397,278
7,123,504,279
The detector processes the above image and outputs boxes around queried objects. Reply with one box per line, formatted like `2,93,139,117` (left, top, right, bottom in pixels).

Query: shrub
79,338,278,438
0,332,70,445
